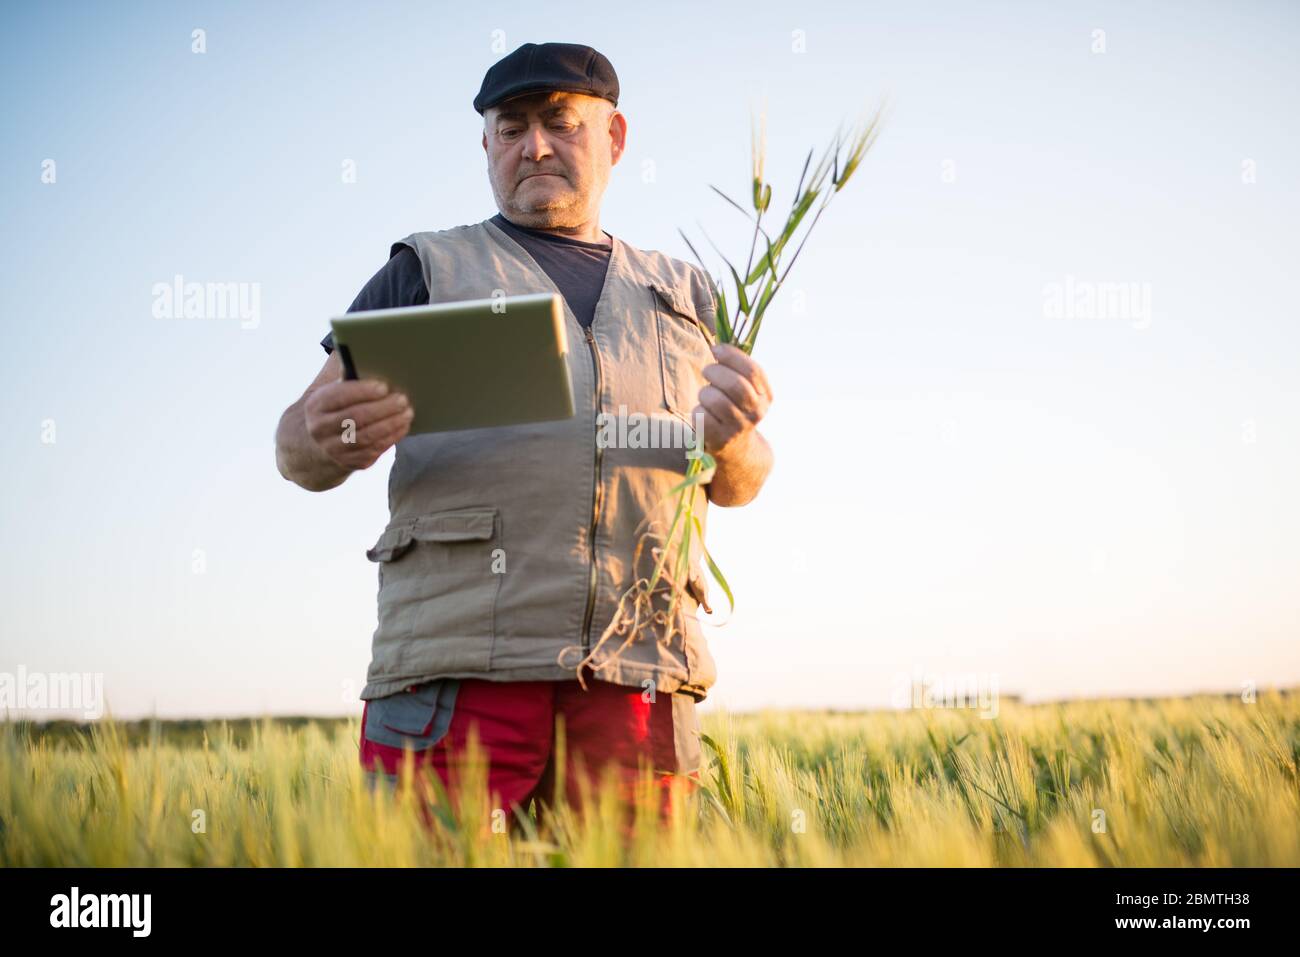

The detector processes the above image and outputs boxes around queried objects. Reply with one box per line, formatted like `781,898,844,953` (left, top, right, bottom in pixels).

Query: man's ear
608,110,627,165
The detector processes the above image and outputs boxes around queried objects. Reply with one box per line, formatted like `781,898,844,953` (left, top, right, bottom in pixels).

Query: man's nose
521,124,553,161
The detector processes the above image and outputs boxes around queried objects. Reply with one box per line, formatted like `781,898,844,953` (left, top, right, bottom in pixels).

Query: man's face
482,90,626,230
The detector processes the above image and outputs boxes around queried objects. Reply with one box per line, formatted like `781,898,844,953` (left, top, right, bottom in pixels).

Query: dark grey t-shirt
321,213,613,354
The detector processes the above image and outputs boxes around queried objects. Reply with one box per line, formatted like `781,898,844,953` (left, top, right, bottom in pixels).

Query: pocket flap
687,565,712,615
651,282,716,345
365,680,460,751
412,508,496,543
366,522,415,562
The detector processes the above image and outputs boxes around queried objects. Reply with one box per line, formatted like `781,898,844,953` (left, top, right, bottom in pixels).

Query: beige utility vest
359,216,721,702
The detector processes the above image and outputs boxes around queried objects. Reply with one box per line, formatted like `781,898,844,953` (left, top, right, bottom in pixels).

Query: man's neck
497,212,609,246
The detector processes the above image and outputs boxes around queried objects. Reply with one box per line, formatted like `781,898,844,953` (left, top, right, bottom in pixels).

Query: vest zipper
580,324,605,654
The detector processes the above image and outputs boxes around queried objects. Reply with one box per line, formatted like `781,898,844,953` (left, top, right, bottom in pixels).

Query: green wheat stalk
571,99,887,686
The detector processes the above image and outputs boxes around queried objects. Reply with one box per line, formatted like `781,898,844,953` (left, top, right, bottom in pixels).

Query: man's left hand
694,342,773,456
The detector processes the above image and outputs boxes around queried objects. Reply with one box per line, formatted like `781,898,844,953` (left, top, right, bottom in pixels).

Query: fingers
700,342,773,438
695,344,774,455
320,411,413,469
709,343,774,401
701,362,767,426
697,386,749,438
305,378,414,470
306,384,411,443
690,404,729,453
352,407,414,449
311,377,393,414
344,392,410,433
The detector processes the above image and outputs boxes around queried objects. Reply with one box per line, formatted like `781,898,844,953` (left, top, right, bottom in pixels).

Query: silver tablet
328,292,575,435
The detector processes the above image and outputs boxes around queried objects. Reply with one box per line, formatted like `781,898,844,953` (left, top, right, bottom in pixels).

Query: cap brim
479,84,614,114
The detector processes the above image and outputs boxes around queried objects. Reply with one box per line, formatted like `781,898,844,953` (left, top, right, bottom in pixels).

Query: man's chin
511,194,578,217
520,184,571,203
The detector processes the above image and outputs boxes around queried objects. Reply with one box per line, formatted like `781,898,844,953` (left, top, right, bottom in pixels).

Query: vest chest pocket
652,281,716,425
365,507,501,665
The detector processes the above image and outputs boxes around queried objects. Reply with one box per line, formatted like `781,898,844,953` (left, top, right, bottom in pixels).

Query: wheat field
2,689,1296,867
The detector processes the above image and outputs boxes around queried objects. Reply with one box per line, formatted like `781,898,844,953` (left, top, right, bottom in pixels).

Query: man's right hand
304,377,414,472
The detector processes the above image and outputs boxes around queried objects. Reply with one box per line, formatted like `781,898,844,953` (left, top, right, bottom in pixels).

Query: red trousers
358,670,703,833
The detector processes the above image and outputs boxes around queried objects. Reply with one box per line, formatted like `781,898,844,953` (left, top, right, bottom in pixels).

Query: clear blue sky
2,0,1298,719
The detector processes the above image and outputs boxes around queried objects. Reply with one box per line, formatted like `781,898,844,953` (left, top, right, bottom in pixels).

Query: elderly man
274,42,774,832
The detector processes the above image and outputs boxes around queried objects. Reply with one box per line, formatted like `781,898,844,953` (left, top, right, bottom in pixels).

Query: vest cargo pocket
366,521,418,652
365,507,501,672
652,281,716,426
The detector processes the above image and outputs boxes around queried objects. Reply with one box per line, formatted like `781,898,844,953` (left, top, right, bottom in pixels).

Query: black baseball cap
474,42,619,116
